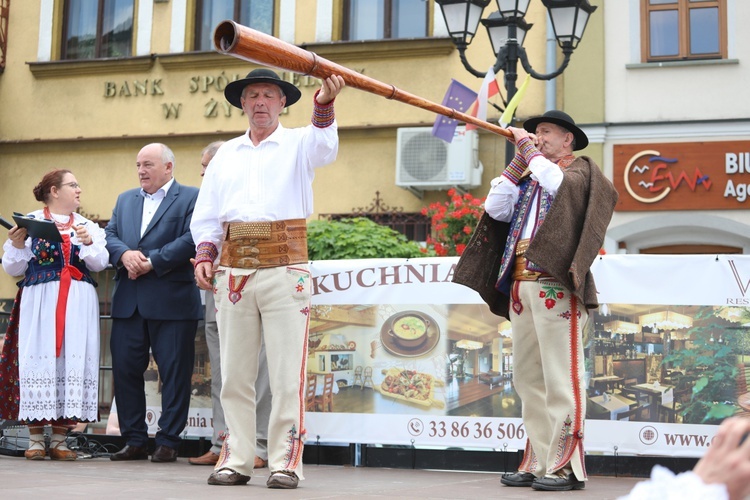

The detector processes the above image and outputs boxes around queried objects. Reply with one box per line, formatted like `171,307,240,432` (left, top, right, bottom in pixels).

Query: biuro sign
613,141,750,211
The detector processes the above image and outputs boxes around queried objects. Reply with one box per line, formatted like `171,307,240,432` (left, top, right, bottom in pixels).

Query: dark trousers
111,311,197,449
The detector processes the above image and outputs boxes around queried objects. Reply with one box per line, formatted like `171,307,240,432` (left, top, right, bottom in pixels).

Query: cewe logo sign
613,141,750,211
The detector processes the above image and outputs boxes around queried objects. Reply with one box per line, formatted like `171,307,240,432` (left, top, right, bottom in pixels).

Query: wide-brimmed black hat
224,68,302,109
523,110,588,151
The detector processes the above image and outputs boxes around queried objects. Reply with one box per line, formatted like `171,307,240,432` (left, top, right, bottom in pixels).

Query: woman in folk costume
0,169,108,460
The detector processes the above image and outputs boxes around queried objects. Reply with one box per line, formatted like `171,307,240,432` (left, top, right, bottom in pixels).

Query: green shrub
307,217,429,260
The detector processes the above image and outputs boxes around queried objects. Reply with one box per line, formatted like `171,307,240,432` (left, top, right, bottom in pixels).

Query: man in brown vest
454,110,618,491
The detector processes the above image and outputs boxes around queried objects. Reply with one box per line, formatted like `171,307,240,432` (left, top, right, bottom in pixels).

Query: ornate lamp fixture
639,310,694,330
603,320,641,335
435,0,597,163
456,339,484,350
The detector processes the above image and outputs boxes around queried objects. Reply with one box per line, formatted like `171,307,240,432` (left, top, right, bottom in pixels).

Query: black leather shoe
110,445,149,461
151,445,178,463
500,471,537,487
531,472,585,491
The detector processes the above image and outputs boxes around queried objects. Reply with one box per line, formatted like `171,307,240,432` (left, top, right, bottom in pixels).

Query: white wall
604,0,748,123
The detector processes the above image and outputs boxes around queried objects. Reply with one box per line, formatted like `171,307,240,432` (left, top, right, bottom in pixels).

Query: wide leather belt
513,239,553,281
219,219,308,269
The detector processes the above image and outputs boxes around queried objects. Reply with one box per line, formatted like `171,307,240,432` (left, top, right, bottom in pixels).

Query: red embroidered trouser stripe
510,279,588,480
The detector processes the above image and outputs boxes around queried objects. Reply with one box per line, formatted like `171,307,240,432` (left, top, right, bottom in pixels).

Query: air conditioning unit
395,126,483,190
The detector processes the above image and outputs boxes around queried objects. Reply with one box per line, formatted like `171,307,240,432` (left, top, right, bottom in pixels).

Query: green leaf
703,403,739,422
693,376,708,393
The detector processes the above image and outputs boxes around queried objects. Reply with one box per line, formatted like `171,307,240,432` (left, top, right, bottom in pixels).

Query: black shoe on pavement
531,472,585,491
500,471,537,487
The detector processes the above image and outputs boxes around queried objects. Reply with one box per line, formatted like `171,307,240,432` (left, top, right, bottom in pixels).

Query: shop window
641,0,726,62
61,0,135,60
194,0,274,52
342,0,428,41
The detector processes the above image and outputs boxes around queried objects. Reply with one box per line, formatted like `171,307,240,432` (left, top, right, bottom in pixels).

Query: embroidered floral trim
495,179,555,289
538,283,565,309
195,242,218,266
518,438,538,473
511,280,523,315
283,424,305,470
228,273,249,305
312,90,335,128
216,432,231,469
33,240,60,266
549,415,576,474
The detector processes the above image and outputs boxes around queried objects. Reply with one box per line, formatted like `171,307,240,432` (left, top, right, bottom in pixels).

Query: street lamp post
436,0,597,163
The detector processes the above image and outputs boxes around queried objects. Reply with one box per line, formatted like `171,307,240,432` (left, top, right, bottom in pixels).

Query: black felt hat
224,68,302,109
523,110,589,151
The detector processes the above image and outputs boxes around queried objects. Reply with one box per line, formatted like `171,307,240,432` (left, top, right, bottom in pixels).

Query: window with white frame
641,0,726,62
194,0,274,51
343,0,428,41
62,0,135,60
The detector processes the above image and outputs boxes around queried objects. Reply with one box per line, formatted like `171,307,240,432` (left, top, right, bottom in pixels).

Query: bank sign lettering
613,141,750,211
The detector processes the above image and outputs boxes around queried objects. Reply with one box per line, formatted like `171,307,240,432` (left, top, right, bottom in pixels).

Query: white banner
300,255,750,458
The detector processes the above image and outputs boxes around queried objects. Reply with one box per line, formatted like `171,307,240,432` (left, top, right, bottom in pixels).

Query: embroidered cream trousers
510,279,588,480
213,264,311,478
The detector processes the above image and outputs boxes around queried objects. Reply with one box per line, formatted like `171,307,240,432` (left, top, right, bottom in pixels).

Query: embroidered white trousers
510,279,588,480
213,264,310,479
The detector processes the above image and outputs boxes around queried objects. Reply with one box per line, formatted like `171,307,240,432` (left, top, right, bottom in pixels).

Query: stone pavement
0,454,644,499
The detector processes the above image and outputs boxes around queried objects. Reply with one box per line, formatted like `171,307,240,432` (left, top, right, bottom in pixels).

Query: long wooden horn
213,20,512,139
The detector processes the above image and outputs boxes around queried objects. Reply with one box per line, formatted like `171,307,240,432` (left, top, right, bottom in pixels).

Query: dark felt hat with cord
224,68,302,109
523,110,589,151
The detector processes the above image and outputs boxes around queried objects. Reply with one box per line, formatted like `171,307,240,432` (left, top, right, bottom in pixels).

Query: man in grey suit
105,142,202,463
189,141,272,469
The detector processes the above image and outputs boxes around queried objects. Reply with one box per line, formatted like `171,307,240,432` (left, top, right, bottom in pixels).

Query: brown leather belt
219,219,308,269
512,239,553,281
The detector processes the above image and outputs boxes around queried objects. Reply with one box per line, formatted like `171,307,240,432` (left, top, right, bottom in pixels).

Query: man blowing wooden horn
454,110,618,492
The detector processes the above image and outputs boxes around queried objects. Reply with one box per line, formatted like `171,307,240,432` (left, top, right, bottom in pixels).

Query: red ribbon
55,234,82,357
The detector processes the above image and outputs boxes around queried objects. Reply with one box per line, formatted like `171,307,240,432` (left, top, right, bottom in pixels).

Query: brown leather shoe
24,448,46,460
151,445,178,463
253,456,268,469
49,434,77,461
189,450,220,465
110,445,149,461
49,447,77,461
207,468,251,486
266,470,299,489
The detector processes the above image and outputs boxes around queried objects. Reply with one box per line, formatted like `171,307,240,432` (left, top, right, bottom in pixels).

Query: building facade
0,0,605,299
602,0,750,254
0,1,605,422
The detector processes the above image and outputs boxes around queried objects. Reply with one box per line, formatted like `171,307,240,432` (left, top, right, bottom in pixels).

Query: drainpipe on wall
545,18,556,112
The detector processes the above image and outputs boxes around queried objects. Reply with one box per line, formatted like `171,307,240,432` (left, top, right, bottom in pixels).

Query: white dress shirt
191,122,338,249
484,155,564,239
140,177,175,237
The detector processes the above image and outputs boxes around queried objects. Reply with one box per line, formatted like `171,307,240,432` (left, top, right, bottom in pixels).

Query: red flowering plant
420,188,485,256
